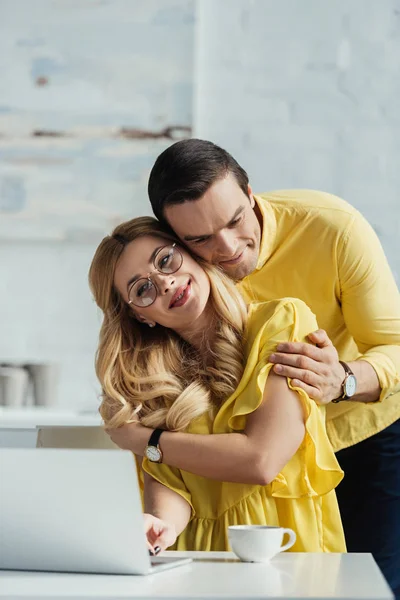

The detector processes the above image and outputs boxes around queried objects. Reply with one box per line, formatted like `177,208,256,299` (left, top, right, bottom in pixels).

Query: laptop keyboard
150,556,179,565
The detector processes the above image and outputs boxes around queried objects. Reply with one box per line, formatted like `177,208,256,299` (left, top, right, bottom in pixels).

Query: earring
148,323,155,328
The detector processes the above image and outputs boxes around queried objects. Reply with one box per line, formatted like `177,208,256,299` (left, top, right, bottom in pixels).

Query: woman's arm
143,472,191,551
110,372,305,485
157,372,305,484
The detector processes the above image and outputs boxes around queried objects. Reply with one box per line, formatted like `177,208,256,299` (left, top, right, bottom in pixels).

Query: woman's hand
143,513,177,554
106,422,154,456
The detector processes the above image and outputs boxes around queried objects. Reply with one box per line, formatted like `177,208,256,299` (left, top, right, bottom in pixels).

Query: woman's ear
135,313,156,328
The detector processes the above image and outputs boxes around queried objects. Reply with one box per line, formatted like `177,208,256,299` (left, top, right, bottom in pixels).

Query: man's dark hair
148,138,249,223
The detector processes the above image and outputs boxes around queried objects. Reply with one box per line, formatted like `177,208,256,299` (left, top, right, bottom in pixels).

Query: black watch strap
148,428,164,448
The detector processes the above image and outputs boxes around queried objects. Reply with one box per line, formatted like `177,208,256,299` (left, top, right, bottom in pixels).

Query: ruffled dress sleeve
214,298,344,499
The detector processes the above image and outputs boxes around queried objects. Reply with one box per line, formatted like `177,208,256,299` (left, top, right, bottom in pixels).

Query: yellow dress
142,298,346,553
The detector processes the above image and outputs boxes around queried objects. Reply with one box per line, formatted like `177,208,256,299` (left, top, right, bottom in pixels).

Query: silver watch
144,428,164,463
332,361,357,403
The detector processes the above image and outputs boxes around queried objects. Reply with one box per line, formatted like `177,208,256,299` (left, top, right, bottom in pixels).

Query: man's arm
269,212,400,404
269,329,381,403
109,372,306,484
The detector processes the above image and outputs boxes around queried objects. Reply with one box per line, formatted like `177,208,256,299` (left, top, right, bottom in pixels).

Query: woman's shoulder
245,298,317,352
247,297,315,330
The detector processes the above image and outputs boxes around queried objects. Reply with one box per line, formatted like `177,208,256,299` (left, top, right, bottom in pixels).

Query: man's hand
106,421,152,456
143,513,177,554
268,329,345,404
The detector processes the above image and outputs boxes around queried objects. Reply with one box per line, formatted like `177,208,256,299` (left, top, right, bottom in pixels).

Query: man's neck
253,197,264,239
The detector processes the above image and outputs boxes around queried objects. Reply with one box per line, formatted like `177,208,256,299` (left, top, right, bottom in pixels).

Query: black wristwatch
332,361,357,403
144,428,164,463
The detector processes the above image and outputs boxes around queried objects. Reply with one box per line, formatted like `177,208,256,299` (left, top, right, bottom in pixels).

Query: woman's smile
169,279,192,309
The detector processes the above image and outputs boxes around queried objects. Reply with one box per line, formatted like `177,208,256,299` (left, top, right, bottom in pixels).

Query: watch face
145,446,162,462
344,375,357,398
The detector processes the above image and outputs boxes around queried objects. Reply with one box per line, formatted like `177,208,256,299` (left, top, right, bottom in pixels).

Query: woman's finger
151,526,176,552
147,524,161,546
146,538,155,554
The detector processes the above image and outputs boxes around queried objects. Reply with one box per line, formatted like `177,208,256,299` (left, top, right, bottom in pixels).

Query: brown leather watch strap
332,361,355,403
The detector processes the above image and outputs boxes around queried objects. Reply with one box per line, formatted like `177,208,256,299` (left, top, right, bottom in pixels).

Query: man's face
164,173,262,280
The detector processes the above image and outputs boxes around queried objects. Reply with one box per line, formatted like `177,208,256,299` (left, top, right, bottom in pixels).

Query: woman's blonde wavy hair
89,216,248,432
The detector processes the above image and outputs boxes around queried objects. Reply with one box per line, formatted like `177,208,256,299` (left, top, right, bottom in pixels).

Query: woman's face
114,235,211,331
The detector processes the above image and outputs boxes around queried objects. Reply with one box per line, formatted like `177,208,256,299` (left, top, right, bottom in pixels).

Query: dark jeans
336,418,400,600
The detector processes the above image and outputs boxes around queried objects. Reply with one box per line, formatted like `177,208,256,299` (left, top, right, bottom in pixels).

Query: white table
0,552,394,600
0,407,102,448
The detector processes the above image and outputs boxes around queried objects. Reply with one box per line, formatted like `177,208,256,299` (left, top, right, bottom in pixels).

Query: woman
89,216,346,554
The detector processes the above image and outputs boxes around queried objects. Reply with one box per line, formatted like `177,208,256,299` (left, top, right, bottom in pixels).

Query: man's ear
248,183,255,208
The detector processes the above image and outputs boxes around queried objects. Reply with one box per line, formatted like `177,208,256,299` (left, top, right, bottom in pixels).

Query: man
113,139,400,595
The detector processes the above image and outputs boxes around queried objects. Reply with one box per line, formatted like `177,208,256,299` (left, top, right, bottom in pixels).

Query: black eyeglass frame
127,243,183,308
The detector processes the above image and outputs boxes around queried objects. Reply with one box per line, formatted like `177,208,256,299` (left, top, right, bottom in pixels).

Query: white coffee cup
228,525,296,563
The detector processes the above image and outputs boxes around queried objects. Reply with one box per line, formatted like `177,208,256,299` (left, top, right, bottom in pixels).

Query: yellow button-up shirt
238,190,400,451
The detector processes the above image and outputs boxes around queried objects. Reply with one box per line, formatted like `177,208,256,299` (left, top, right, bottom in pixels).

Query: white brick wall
1,0,399,409
0,0,195,408
0,241,100,409
195,0,400,281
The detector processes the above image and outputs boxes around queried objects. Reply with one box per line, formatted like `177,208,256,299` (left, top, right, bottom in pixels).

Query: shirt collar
254,194,277,271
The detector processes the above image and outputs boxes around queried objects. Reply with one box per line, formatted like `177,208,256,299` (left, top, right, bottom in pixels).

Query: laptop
0,448,192,575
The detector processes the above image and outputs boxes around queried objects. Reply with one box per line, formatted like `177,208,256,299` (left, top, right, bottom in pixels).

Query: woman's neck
174,302,216,352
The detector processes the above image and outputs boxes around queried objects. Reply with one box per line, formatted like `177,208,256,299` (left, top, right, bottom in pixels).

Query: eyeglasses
128,244,183,308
